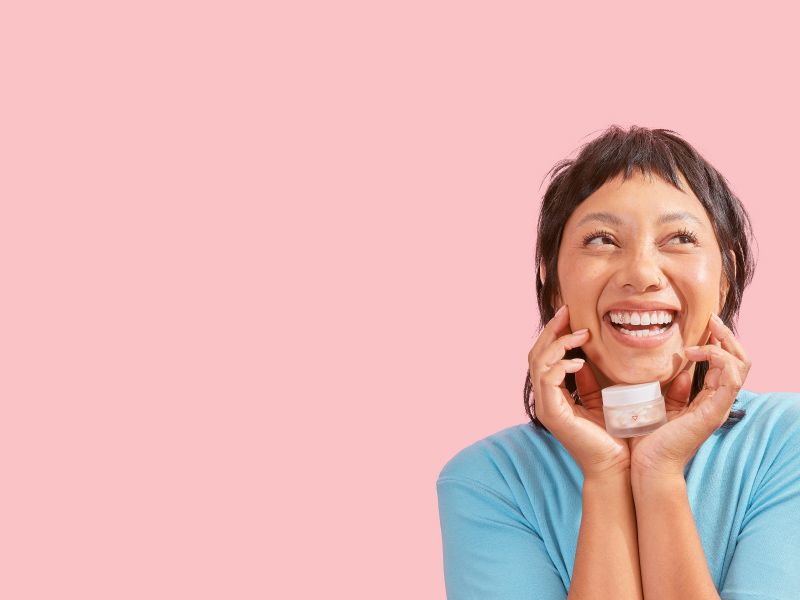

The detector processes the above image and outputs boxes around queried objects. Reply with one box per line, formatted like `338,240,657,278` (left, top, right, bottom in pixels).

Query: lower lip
603,315,678,349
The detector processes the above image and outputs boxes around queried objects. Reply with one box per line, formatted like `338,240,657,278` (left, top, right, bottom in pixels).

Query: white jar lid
601,381,662,407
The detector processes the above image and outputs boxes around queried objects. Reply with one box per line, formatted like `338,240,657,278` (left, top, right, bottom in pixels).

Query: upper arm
436,475,566,600
720,434,800,600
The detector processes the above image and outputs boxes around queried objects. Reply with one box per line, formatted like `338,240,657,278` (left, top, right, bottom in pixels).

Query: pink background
2,1,799,598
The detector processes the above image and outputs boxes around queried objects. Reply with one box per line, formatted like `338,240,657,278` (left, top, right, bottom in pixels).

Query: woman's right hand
528,304,631,479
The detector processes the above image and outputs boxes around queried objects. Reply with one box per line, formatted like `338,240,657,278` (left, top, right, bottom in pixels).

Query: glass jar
601,381,667,438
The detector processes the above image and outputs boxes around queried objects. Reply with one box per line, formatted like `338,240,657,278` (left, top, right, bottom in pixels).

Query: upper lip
603,302,681,316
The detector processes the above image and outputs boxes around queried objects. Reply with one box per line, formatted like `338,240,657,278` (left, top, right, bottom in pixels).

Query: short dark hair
524,125,757,431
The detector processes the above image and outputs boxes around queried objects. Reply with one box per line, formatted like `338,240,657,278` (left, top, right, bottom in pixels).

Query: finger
687,363,742,431
530,304,572,359
684,344,744,392
536,358,586,419
684,345,725,392
709,312,750,364
536,328,590,372
684,343,728,366
541,358,586,382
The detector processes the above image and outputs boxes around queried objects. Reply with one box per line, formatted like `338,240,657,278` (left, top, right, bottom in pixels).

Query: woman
436,125,800,599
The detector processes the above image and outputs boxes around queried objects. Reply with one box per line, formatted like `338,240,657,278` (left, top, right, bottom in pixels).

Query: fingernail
685,346,700,352
571,358,585,363
555,305,566,316
572,328,589,335
711,312,722,322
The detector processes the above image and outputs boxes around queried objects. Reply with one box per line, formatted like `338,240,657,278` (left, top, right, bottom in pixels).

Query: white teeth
618,325,669,337
609,310,675,325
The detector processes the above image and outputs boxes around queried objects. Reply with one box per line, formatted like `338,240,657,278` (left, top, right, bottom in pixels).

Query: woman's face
546,170,730,389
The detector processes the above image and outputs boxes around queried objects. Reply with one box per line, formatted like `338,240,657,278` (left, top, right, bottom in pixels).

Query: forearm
632,472,719,600
568,469,643,600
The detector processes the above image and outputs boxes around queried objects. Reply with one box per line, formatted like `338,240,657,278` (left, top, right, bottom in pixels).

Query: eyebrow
575,210,704,228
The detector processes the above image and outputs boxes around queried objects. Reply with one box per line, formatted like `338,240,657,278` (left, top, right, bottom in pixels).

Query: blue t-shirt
436,388,800,599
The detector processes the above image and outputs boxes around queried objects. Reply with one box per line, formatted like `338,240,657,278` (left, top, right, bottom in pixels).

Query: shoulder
733,388,800,444
734,387,800,413
438,422,546,478
717,388,800,485
437,423,529,482
436,421,570,498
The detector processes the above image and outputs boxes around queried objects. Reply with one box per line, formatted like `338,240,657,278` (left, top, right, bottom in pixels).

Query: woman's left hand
628,312,752,477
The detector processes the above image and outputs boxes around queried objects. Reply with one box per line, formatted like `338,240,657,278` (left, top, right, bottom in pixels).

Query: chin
610,367,672,385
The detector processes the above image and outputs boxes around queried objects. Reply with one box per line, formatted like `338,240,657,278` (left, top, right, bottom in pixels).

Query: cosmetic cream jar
601,381,667,438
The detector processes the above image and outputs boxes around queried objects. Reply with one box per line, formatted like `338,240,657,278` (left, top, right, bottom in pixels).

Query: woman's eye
582,230,698,247
582,231,616,246
670,233,694,244
666,231,699,245
585,235,614,246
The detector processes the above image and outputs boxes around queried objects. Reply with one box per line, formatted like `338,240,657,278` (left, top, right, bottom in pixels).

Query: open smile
602,311,681,349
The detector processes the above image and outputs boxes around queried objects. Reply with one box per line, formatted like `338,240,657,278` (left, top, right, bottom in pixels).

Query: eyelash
581,228,699,246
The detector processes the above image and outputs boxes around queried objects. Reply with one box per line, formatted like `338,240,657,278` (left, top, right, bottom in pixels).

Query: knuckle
540,366,563,384
528,345,542,362
530,356,545,370
558,333,577,346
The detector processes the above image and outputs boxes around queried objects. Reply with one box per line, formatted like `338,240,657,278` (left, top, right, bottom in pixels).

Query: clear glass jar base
608,417,667,438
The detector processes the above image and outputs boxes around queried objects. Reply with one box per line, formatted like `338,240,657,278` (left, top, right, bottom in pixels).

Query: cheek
678,252,723,284
558,258,607,290
559,272,604,307
674,258,723,305
687,267,717,288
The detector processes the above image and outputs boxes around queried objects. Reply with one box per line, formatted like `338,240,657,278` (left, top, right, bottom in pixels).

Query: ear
539,259,563,307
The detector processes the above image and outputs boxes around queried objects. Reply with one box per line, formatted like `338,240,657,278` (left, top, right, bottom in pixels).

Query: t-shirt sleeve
436,474,566,599
719,412,800,599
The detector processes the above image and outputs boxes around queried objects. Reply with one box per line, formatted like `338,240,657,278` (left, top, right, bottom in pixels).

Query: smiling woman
436,126,800,600
529,126,755,419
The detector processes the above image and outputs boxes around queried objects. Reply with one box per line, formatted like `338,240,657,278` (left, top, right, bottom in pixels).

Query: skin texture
545,169,728,393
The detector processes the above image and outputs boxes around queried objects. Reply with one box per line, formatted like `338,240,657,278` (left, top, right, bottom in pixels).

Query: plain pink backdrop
2,1,799,598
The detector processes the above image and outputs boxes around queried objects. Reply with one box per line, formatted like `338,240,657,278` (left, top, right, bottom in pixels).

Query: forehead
566,170,711,230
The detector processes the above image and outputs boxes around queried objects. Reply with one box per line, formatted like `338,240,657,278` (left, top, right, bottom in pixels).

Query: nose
615,245,667,293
